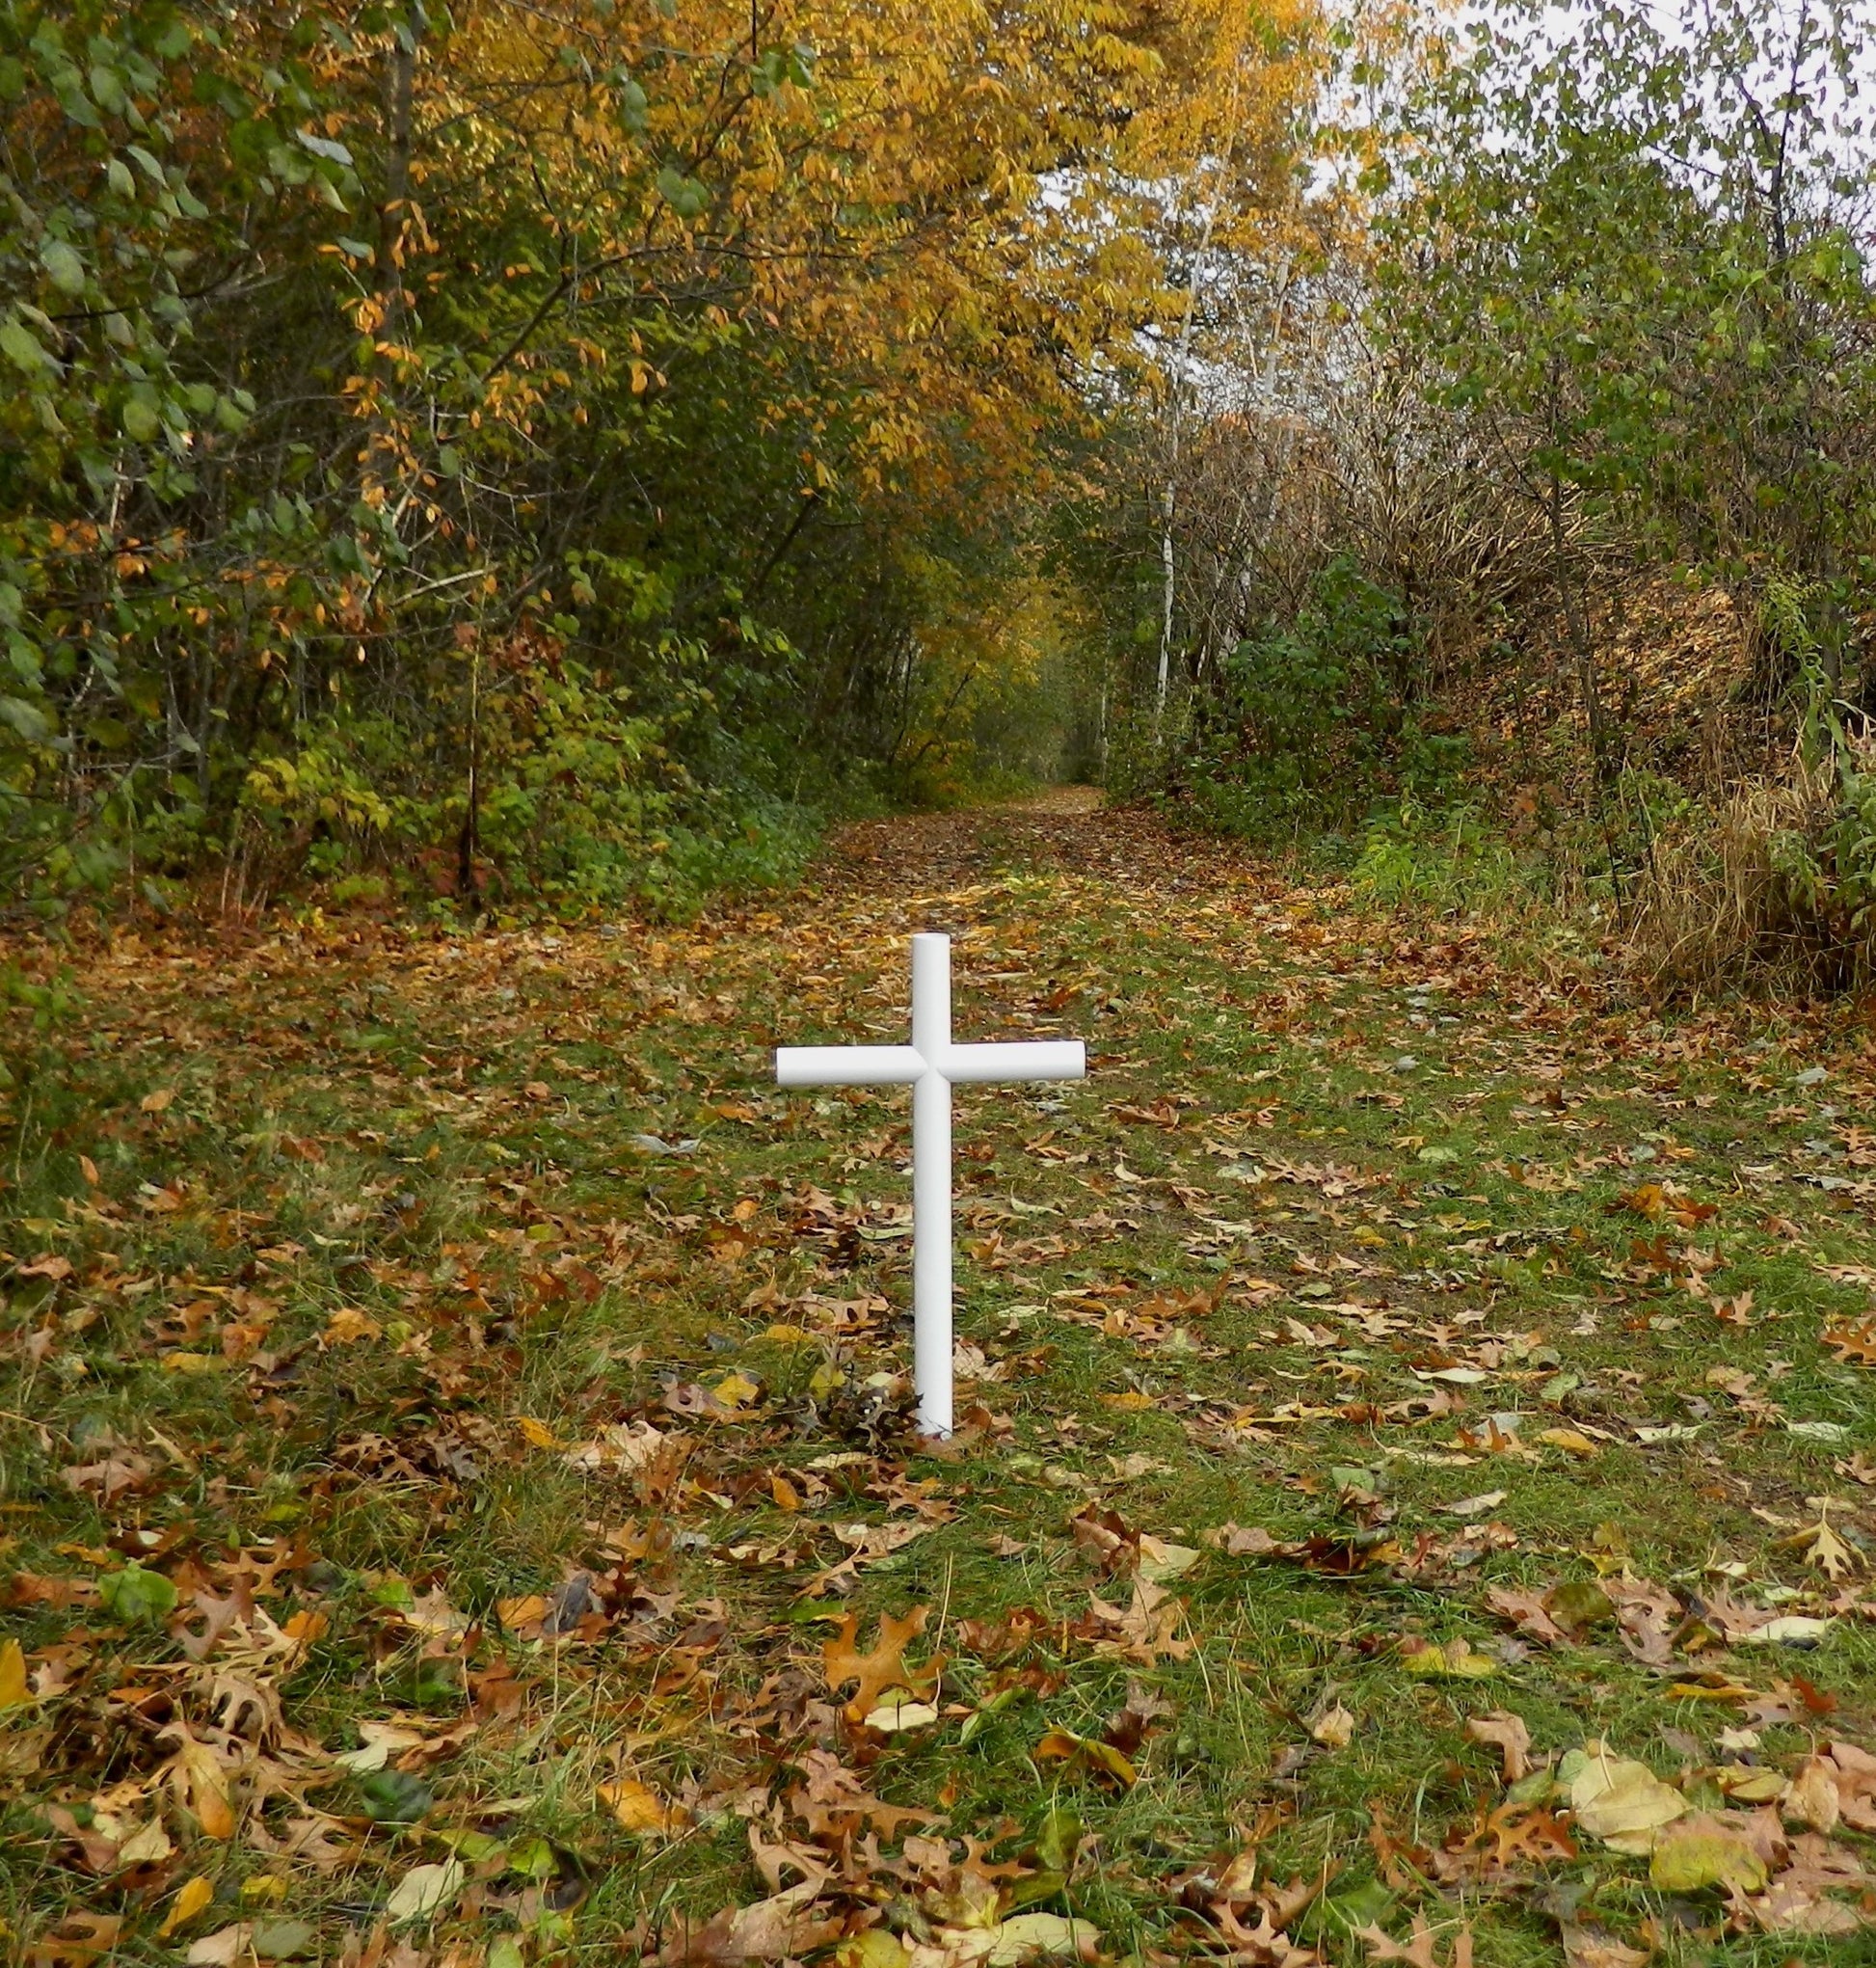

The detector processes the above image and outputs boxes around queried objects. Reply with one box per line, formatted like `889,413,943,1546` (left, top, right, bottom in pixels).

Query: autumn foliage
0,0,1321,912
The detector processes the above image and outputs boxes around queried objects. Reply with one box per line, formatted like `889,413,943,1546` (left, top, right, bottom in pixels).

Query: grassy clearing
5,806,1876,1967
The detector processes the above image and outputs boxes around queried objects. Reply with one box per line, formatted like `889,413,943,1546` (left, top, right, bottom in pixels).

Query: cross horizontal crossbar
775,1039,1085,1088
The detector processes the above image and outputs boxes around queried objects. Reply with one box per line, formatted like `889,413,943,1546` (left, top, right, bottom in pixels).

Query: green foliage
1184,558,1461,841
1351,797,1530,914
1384,0,1876,682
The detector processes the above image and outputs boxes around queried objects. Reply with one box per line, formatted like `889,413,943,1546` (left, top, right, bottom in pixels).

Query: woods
0,0,1313,917
1121,0,1876,992
8,0,1876,1000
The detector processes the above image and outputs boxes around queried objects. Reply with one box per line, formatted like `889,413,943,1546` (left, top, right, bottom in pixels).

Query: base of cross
775,932,1086,1437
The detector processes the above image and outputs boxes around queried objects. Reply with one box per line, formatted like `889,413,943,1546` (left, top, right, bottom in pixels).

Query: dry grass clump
1625,746,1876,999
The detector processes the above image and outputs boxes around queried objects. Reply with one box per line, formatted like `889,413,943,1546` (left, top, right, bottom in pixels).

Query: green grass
4,809,1876,1965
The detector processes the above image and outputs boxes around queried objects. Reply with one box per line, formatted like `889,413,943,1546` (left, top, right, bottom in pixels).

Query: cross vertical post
910,932,954,1437
774,931,1086,1439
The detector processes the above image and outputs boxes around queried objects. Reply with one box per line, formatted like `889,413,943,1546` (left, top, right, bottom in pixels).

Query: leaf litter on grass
6,805,1876,1964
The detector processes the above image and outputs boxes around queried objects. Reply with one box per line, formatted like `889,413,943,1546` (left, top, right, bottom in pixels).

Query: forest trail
9,805,1876,1966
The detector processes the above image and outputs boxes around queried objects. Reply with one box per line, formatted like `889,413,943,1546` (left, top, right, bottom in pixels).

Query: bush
1351,796,1532,914
1183,558,1465,843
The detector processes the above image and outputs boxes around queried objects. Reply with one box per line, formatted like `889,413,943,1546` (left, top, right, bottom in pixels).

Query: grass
4,804,1876,1966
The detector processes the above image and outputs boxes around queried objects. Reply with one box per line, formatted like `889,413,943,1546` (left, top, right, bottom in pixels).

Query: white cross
775,932,1086,1438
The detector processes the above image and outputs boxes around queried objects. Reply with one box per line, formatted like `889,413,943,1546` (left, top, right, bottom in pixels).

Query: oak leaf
1353,1913,1473,1966
656,1880,843,1967
821,1607,941,1719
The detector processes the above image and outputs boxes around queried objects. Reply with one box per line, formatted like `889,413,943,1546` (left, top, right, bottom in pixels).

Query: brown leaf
820,1607,941,1719
61,1453,155,1502
1821,1740,1876,1831
1783,1756,1842,1834
1353,1913,1473,1967
24,1914,124,1968
1211,1903,1327,1965
1463,1710,1531,1783
789,1747,945,1839
1559,1927,1648,1968
656,1881,844,1967
1485,1585,1568,1646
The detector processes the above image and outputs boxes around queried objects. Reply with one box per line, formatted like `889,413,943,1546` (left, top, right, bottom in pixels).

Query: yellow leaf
1776,1514,1859,1580
324,1308,382,1347
599,1777,691,1837
517,1416,560,1448
170,1734,237,1840
1648,1816,1768,1895
159,1876,216,1937
0,1637,26,1708
1537,1427,1601,1458
984,1914,1101,1966
1568,1743,1687,1853
1034,1727,1137,1787
1400,1636,1499,1681
712,1370,761,1408
141,1087,175,1114
831,1933,912,1968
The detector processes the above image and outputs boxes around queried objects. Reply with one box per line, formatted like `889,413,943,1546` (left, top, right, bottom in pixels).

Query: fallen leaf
861,1690,939,1733
1537,1428,1601,1459
30,1914,124,1968
1782,1756,1841,1834
821,1607,942,1720
1353,1912,1474,1965
186,1928,252,1968
324,1307,382,1346
656,1879,844,1966
1568,1743,1687,1853
601,1777,693,1837
1400,1637,1498,1681
1311,1703,1355,1749
386,1857,466,1923
984,1913,1102,1966
1035,1726,1138,1787
159,1877,217,1937
1776,1513,1859,1580
1464,1711,1531,1782
1740,1615,1836,1646
1445,1491,1508,1519
1559,1926,1648,1968
1648,1814,1769,1894
0,1637,26,1708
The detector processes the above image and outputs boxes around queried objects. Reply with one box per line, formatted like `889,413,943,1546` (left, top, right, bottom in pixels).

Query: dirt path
813,795,1268,903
